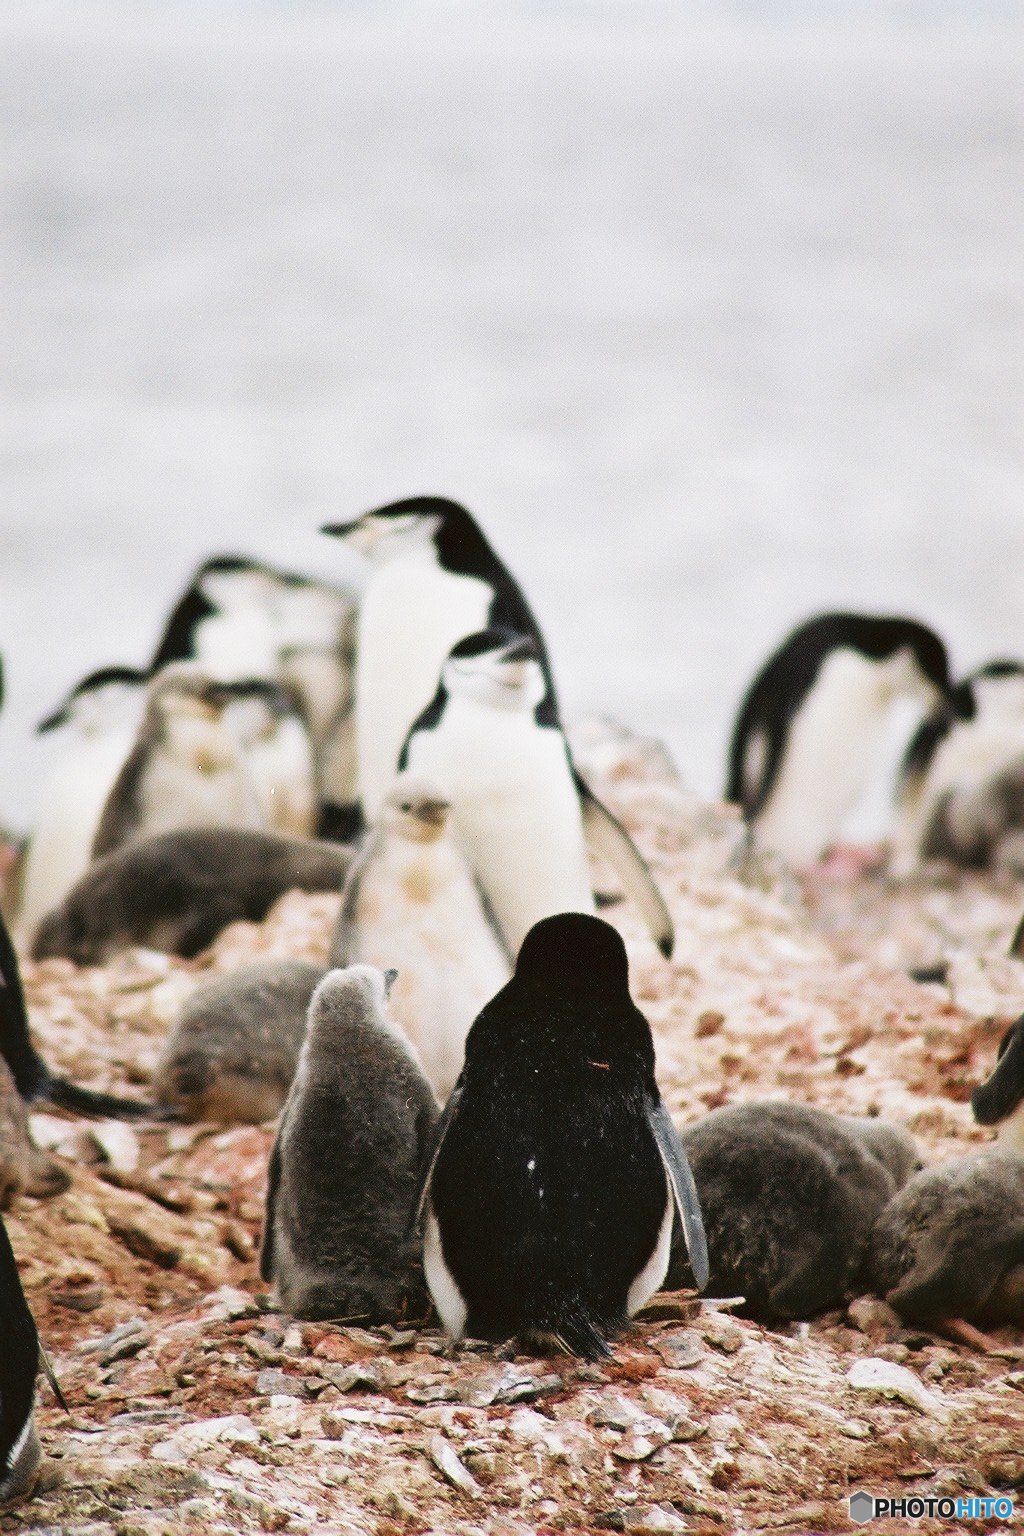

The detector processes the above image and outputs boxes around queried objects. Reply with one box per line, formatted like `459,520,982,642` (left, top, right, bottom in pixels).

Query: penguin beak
37,706,69,734
383,968,399,998
321,515,380,557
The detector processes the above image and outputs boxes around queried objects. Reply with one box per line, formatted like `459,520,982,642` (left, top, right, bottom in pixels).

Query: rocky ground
3,721,1024,1536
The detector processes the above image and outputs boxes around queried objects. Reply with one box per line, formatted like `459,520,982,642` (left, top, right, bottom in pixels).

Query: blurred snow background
1,0,1022,827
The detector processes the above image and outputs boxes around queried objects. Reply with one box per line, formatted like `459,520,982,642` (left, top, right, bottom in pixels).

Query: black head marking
37,666,149,733
514,913,631,995
151,553,270,669
971,1014,1024,1126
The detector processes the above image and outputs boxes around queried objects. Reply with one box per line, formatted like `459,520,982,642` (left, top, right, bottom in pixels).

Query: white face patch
443,655,546,714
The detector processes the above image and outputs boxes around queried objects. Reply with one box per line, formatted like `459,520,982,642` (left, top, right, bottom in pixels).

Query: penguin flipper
575,775,674,959
38,1345,67,1412
647,1101,709,1292
259,1133,283,1283
328,830,378,967
410,1079,464,1236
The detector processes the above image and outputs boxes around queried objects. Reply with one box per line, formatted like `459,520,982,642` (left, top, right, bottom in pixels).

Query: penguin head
37,666,149,737
514,913,631,999
382,776,451,844
441,629,546,712
195,555,278,615
322,497,458,563
967,659,1024,722
221,678,304,747
971,1014,1024,1132
304,964,401,1055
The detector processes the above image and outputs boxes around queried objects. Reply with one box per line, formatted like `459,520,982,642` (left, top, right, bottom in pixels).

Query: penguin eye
400,802,412,812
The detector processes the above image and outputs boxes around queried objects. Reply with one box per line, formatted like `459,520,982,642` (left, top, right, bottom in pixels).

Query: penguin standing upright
91,664,267,860
414,914,707,1359
0,1215,47,1504
726,612,950,866
223,681,317,840
400,630,674,958
321,497,554,820
16,667,148,935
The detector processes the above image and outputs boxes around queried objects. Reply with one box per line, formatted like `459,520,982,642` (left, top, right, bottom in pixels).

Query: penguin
0,1214,54,1505
16,667,148,935
31,826,352,965
726,612,950,867
329,777,511,1101
223,680,317,840
971,1015,1024,1156
321,496,555,820
413,913,708,1360
399,630,674,959
260,965,439,1323
154,960,324,1123
1,906,155,1122
866,1153,1024,1339
91,663,268,860
667,1102,918,1321
893,660,1024,872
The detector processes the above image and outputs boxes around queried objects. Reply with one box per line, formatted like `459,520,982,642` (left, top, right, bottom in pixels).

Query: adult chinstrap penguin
413,913,707,1360
261,965,439,1323
726,612,950,867
0,1214,62,1505
399,629,674,959
322,496,555,819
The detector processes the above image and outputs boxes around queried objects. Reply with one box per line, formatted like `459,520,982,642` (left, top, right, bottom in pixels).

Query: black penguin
972,1015,1024,1156
668,1102,919,1320
0,1214,45,1504
726,612,949,866
414,913,708,1360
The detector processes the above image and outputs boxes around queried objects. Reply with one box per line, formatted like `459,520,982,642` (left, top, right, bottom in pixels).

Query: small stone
81,1318,149,1355
612,1428,670,1463
317,1362,382,1393
202,1285,259,1321
846,1357,949,1420
591,1395,641,1431
694,1010,725,1038
429,1434,482,1497
702,1317,743,1354
651,1330,703,1369
52,1282,104,1313
847,1296,901,1336
100,1328,151,1366
407,1379,460,1404
256,1369,306,1398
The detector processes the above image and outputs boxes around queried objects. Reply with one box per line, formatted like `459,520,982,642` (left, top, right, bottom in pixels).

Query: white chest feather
355,553,492,817
350,835,510,1100
239,718,316,838
17,730,136,933
405,700,594,956
192,607,279,679
626,1182,674,1316
755,649,903,865
138,720,268,841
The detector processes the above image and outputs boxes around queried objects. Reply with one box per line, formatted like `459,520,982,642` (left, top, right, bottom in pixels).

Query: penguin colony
2,499,1024,1506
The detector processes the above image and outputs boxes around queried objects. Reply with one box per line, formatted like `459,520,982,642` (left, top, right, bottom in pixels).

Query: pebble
651,1330,703,1369
256,1369,307,1398
429,1435,482,1498
846,1357,950,1420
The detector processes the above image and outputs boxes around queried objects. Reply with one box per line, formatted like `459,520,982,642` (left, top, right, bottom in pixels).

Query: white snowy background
1,0,1022,826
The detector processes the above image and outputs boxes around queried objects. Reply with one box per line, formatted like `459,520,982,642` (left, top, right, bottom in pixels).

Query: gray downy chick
260,965,439,1323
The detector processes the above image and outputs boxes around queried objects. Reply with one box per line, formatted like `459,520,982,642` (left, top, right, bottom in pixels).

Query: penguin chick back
262,965,439,1324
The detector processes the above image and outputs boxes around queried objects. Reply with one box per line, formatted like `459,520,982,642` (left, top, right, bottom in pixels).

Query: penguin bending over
154,960,324,1123
726,612,949,866
31,827,352,965
16,667,148,935
261,966,439,1323
400,630,674,959
894,660,1024,873
668,1101,918,1320
329,777,511,1101
971,1015,1024,1156
0,1214,62,1504
91,664,267,859
322,496,554,820
414,914,707,1360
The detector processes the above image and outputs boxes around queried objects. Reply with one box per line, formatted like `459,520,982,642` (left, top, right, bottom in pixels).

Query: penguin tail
524,1303,613,1362
46,1077,176,1122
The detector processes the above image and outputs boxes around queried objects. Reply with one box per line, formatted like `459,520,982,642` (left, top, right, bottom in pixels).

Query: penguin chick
401,630,673,959
972,1015,1024,1156
223,680,317,839
32,827,351,965
261,965,439,1323
892,659,1024,876
91,663,267,859
16,667,147,936
0,1215,45,1504
414,914,707,1360
867,1153,1024,1330
726,612,949,867
154,960,324,1123
330,777,511,1101
322,496,555,821
668,1102,918,1321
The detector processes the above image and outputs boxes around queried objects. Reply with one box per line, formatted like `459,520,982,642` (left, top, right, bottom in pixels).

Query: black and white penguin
222,680,317,840
16,667,148,935
893,660,1024,873
91,664,268,860
400,630,674,959
329,777,511,1101
261,965,439,1323
31,826,352,966
866,1152,1024,1341
154,960,325,1123
726,612,950,867
0,1215,48,1505
972,1015,1024,1156
414,913,708,1359
668,1102,918,1320
321,496,554,819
